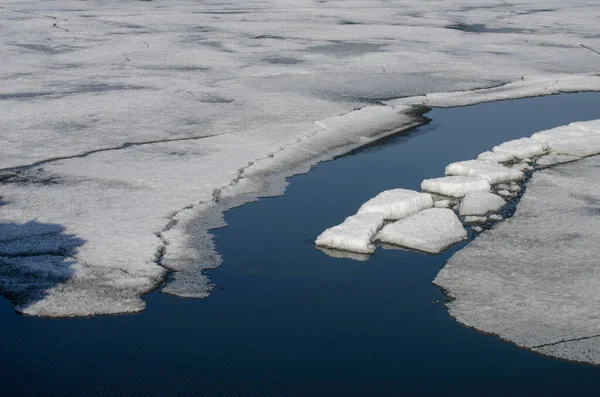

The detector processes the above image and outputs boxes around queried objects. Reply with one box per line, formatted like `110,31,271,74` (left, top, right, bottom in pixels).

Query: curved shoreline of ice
434,155,600,365
3,73,600,317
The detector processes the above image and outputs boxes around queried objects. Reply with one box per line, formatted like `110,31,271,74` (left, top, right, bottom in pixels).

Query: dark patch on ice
306,42,383,55
1,84,151,101
339,20,362,25
0,92,55,100
137,65,210,72
446,23,532,34
193,10,249,15
515,8,557,16
0,221,84,312
535,42,575,49
14,44,80,55
71,83,150,94
199,95,233,104
200,40,224,49
254,34,287,40
0,169,61,186
262,56,303,65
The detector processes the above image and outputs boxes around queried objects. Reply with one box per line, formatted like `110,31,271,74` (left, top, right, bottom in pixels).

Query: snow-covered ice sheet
435,155,600,364
421,176,491,198
357,189,433,220
446,160,524,184
315,213,384,254
458,192,505,216
2,0,600,316
377,208,466,254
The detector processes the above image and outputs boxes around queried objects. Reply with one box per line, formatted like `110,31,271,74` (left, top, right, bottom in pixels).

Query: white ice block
315,213,384,254
421,176,491,198
446,160,524,184
459,192,506,216
492,137,547,159
357,189,433,220
377,208,466,254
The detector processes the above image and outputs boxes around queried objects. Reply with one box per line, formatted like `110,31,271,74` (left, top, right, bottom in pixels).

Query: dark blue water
2,93,600,397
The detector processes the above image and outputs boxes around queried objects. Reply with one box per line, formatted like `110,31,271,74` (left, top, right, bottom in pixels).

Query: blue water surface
1,93,600,396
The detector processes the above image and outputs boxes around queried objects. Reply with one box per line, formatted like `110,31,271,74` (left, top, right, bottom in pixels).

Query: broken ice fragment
357,189,433,220
376,208,466,254
315,213,384,254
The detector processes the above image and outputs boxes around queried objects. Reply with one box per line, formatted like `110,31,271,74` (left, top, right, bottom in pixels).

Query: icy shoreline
435,154,600,365
2,0,600,317
2,75,600,317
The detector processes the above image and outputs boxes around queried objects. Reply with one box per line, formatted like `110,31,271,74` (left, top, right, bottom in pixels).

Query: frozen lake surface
2,93,600,396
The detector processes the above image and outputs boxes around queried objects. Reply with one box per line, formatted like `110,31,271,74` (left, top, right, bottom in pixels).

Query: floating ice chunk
497,189,513,197
459,192,505,216
421,176,490,198
435,155,600,364
434,200,452,208
464,216,487,224
489,214,503,221
376,208,466,254
477,151,514,163
492,138,547,160
446,160,524,184
357,189,433,220
315,213,384,254
472,226,484,233
509,182,521,192
536,153,581,167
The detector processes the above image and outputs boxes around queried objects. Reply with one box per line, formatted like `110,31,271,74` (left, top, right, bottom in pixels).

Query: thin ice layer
446,160,524,184
492,138,547,159
315,213,384,254
377,208,466,254
435,155,600,364
459,192,505,216
421,176,491,198
357,189,433,220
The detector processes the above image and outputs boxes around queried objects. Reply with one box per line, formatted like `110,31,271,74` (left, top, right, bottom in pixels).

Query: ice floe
315,213,384,254
421,176,491,198
435,155,600,364
357,189,433,220
445,160,524,184
377,208,466,254
459,192,505,216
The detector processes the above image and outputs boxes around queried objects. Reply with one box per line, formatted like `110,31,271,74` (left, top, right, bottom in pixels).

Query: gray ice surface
435,155,600,364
